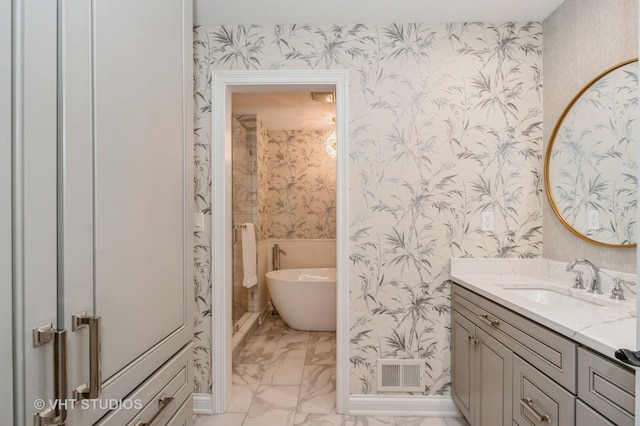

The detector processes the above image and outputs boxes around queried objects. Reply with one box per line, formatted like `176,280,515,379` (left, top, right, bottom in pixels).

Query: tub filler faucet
272,243,287,271
566,258,602,294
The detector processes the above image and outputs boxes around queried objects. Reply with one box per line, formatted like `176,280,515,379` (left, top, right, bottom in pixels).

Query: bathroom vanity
450,258,637,426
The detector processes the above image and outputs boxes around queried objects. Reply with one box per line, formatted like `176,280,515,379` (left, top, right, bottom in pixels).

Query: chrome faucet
272,243,287,271
610,278,637,301
566,258,602,294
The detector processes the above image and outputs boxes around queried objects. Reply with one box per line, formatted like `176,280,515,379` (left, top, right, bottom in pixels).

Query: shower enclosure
231,115,259,332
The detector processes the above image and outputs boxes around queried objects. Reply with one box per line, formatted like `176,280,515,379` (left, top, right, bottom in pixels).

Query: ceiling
232,92,336,130
222,1,567,130
194,0,565,27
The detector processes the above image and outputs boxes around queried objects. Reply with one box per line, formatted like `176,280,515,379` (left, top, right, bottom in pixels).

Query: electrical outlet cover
482,211,493,231
587,210,599,230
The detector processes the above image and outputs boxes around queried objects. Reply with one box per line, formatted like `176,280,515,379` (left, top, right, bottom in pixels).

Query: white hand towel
242,223,258,288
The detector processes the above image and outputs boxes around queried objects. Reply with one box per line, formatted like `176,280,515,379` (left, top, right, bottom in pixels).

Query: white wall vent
376,359,425,392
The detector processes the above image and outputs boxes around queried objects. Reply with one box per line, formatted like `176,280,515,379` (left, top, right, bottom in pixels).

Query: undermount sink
505,288,598,307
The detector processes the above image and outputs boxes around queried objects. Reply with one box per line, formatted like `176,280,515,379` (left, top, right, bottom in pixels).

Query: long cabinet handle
33,324,68,426
135,395,174,426
72,313,102,400
520,398,551,424
478,314,500,328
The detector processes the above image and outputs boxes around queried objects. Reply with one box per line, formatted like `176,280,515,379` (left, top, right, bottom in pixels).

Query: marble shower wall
193,22,544,395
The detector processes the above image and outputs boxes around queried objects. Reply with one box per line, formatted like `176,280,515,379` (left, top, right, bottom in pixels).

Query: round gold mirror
545,59,638,247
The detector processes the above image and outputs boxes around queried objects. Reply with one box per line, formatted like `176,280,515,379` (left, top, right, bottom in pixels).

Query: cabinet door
452,309,475,423
58,0,194,424
475,328,513,426
13,1,60,423
1,0,13,421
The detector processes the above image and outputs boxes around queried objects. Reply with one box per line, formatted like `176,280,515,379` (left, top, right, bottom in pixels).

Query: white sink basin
505,288,598,307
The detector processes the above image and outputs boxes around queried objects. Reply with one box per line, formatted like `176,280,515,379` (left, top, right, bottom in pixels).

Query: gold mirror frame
545,58,638,248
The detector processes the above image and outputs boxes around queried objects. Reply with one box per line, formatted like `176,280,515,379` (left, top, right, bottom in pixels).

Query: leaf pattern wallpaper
259,130,337,240
548,62,638,245
193,22,544,395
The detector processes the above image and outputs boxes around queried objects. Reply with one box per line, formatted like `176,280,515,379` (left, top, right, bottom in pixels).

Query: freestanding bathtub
265,268,336,331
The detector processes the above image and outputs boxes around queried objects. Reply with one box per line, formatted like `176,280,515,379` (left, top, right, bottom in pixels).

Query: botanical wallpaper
193,22,544,395
548,61,638,245
259,130,337,240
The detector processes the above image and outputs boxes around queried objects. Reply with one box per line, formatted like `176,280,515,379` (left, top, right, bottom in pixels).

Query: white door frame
210,69,350,414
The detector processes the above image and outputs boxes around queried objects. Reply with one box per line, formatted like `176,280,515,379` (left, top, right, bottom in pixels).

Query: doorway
210,70,350,414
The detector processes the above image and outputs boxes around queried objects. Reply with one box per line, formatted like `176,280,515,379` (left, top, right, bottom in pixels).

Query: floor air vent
376,359,425,392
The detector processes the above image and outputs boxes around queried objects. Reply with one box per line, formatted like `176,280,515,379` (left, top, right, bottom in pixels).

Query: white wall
193,22,544,395
542,0,638,272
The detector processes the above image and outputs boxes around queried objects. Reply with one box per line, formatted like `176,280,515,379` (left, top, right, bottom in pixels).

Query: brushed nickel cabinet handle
478,314,500,328
520,397,551,424
33,324,68,426
72,312,102,400
135,396,175,426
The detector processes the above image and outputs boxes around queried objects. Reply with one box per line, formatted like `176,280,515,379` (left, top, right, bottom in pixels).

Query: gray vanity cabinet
451,282,635,426
452,307,513,426
578,347,635,426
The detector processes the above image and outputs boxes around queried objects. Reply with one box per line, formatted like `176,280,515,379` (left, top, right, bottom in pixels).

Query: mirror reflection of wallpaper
549,63,638,245
193,22,543,395
258,130,336,240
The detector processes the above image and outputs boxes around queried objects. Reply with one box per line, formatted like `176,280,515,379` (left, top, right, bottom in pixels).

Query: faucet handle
611,278,625,300
572,270,584,290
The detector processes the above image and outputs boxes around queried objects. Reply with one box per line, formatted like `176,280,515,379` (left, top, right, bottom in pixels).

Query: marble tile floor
195,316,469,426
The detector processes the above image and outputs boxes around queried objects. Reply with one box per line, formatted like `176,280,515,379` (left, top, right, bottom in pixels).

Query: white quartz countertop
450,258,637,363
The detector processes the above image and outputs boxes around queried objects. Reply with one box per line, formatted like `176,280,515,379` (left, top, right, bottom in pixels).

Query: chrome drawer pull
72,313,102,400
478,314,500,328
33,324,68,426
135,395,174,426
520,397,551,424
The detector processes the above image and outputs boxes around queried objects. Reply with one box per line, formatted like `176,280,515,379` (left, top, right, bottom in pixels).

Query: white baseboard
348,395,461,417
194,392,460,418
193,393,214,415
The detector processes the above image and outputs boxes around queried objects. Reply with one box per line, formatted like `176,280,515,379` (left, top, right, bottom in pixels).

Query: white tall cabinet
10,1,194,425
1,0,14,421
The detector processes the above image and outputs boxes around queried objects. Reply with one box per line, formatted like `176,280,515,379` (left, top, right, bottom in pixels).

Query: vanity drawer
512,355,575,426
166,395,194,426
453,285,577,392
577,347,635,426
576,399,615,426
97,343,193,426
